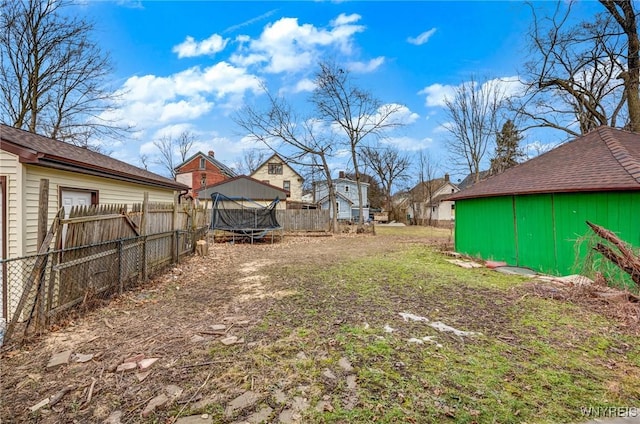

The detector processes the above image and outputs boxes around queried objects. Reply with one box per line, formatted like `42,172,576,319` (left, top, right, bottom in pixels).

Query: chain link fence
1,227,207,345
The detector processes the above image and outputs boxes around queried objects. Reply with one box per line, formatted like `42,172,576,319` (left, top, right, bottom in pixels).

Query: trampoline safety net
210,192,282,242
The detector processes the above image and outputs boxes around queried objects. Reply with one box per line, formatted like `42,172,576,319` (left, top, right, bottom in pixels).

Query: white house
314,172,369,221
250,153,304,203
406,174,459,226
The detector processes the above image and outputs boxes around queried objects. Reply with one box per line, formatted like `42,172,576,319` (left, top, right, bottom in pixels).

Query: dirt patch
0,233,411,423
0,231,637,423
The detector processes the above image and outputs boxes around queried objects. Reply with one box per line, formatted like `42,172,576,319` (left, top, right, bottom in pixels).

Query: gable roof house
250,153,304,204
447,127,640,278
196,175,288,210
405,174,459,227
0,124,189,261
314,172,369,222
1,125,189,324
175,150,237,193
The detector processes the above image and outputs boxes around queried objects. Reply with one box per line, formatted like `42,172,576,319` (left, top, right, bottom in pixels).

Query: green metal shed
448,127,640,278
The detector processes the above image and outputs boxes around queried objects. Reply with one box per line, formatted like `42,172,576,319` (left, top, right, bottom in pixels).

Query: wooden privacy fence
276,209,330,232
2,197,207,344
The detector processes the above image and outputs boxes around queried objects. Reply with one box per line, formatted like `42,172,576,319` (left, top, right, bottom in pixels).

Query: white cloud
159,98,213,122
112,62,261,126
331,13,361,26
419,76,524,108
348,57,385,73
238,14,366,74
121,74,176,102
382,136,433,151
223,9,278,34
523,140,558,159
173,34,229,58
293,78,316,93
386,104,420,125
367,103,419,128
407,28,437,46
418,83,457,107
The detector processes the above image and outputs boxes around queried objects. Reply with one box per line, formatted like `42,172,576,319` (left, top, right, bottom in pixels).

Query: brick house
175,151,237,191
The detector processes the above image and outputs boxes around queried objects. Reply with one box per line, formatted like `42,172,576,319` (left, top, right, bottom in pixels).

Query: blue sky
79,0,602,185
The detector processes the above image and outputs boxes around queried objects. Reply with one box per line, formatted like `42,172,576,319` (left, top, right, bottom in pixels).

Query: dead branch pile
531,274,640,329
586,221,640,289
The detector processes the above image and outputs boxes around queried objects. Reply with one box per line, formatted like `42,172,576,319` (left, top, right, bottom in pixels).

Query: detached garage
0,124,189,259
448,127,640,277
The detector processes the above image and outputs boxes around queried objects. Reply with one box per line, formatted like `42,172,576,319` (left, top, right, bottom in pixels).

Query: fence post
118,240,124,294
175,230,180,264
141,193,148,281
172,193,179,263
35,179,49,330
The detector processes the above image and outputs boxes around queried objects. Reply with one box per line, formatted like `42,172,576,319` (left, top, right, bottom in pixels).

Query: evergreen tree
490,120,524,175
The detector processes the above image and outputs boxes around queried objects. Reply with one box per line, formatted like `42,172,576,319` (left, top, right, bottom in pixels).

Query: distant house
196,175,288,210
406,174,459,226
456,170,490,191
448,127,640,277
250,153,304,203
314,172,369,221
175,150,236,192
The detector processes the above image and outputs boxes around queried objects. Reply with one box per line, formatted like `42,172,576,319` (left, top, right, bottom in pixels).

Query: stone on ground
224,391,261,417
47,350,73,368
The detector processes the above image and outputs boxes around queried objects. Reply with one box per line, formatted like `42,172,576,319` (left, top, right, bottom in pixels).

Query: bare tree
176,131,196,163
599,0,640,132
139,154,150,171
359,146,412,222
234,90,340,233
413,150,440,226
236,149,267,175
0,0,127,147
311,62,405,230
514,1,639,135
443,76,504,184
152,131,197,178
153,136,177,178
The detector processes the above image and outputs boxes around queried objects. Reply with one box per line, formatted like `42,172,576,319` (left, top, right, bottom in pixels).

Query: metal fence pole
118,240,124,294
142,236,148,281
175,230,180,264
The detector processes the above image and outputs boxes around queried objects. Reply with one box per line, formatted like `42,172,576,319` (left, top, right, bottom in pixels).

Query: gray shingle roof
1,124,188,190
448,127,640,201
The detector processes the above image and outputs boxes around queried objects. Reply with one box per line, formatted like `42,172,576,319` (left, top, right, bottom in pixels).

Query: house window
199,157,206,169
451,204,455,210
336,202,340,212
451,188,455,193
200,173,207,187
344,185,349,192
268,163,283,175
283,180,291,196
432,206,436,212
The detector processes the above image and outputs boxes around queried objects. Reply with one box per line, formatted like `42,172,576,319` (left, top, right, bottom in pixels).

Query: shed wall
454,196,516,264
0,151,22,259
455,191,640,278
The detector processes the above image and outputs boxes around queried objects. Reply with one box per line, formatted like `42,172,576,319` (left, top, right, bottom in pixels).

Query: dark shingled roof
1,124,188,190
195,175,287,200
176,151,237,178
448,126,640,201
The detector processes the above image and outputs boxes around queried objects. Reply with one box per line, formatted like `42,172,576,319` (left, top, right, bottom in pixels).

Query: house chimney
208,150,215,157
444,173,450,182
339,171,345,179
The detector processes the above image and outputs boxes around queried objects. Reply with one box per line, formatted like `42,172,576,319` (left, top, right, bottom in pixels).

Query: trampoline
209,192,283,244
